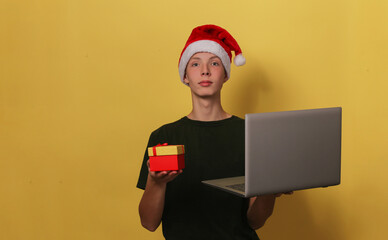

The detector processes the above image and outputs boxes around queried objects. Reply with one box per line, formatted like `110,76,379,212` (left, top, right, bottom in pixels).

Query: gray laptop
202,107,342,198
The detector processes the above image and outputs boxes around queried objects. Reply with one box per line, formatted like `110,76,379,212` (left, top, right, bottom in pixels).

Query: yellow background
1,0,387,239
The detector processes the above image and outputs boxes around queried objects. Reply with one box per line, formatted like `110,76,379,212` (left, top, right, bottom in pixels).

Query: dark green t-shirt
137,116,260,240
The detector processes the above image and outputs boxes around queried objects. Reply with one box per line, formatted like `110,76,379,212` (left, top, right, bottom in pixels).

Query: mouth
199,80,213,87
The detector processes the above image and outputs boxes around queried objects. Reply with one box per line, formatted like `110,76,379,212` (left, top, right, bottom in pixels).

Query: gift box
148,143,185,171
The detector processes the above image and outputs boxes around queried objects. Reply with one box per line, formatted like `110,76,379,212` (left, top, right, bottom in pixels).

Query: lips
199,80,213,87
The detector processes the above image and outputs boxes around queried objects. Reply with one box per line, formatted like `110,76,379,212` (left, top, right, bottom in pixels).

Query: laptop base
202,176,247,198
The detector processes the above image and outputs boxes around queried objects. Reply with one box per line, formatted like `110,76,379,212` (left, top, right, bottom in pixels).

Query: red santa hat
178,24,246,85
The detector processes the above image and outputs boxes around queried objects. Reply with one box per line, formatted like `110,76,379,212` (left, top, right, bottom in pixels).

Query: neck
187,92,231,121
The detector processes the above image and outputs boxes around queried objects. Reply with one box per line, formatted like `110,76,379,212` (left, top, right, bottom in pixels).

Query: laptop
202,107,342,198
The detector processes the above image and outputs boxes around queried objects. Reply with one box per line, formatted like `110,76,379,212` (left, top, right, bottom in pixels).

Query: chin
193,90,220,99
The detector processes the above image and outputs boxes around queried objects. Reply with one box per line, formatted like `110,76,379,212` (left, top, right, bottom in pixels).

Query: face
183,52,228,99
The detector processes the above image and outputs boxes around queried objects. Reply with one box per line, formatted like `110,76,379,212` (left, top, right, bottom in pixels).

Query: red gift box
148,143,185,171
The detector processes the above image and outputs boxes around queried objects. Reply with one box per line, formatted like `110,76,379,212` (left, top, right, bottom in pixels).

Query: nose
201,65,210,76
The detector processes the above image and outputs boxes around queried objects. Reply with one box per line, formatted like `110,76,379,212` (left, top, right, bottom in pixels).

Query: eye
211,61,220,66
191,62,199,67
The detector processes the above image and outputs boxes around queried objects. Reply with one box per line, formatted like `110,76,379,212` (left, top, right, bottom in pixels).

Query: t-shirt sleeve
136,130,159,190
136,148,149,190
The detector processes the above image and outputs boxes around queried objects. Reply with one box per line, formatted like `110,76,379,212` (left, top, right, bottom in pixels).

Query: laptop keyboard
226,183,245,192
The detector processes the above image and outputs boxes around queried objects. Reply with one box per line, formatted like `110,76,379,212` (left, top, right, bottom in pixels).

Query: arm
246,195,276,230
138,161,182,232
247,192,293,230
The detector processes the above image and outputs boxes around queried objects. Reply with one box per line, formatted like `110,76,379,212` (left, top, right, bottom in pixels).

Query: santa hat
178,24,246,85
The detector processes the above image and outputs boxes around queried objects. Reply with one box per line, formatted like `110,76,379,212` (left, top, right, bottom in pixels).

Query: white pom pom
234,54,246,66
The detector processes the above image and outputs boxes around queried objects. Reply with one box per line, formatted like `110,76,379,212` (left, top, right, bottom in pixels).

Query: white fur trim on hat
179,40,231,85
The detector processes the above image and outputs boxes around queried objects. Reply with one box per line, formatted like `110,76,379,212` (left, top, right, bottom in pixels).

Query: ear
223,74,228,83
183,74,190,84
223,69,228,83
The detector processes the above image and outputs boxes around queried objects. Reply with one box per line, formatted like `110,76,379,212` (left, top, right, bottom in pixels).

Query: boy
137,24,287,239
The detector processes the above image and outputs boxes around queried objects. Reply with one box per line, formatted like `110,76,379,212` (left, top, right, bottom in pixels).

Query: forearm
138,175,167,232
246,195,276,230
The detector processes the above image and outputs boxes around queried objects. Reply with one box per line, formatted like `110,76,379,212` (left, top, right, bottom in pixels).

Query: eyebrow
189,56,221,61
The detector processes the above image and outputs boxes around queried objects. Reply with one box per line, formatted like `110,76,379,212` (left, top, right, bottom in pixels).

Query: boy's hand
274,191,294,197
147,160,183,185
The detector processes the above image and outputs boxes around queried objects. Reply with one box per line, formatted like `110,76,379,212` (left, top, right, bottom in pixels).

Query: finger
155,171,169,177
165,172,181,181
166,172,179,178
169,169,183,176
150,170,167,178
149,171,158,178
